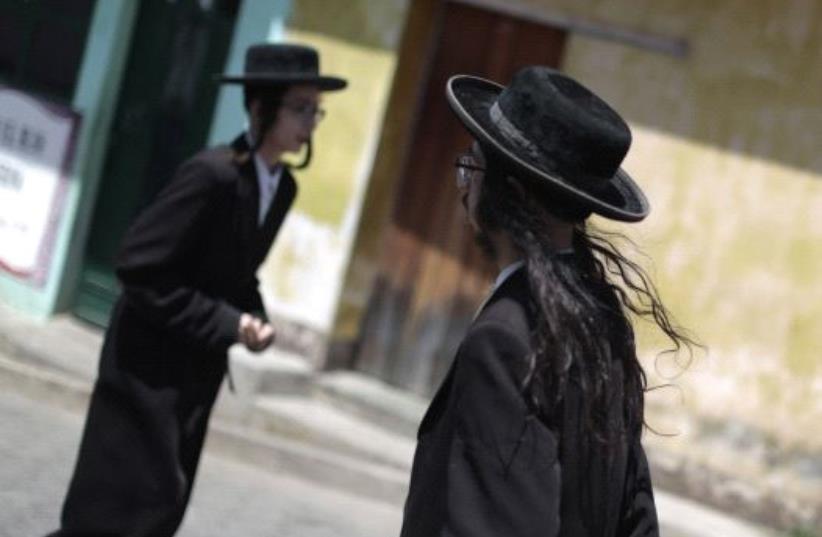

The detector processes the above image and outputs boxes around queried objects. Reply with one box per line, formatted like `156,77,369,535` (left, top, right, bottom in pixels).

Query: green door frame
0,0,137,318
72,0,242,326
0,0,294,321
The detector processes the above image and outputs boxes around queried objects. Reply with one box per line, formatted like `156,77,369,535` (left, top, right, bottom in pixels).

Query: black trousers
48,336,226,537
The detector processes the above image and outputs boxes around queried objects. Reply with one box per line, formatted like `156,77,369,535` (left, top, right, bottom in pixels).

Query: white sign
0,87,79,286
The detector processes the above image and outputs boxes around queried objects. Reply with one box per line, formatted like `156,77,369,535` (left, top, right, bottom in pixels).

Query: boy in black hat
400,67,696,536
49,43,346,537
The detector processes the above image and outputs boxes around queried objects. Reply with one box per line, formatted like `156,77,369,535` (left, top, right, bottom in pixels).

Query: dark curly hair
475,146,697,446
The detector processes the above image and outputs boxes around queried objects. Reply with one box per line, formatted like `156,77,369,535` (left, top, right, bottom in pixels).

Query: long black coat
400,266,659,537
53,134,296,537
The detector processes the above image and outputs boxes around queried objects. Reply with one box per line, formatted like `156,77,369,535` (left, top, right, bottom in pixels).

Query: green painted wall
0,0,137,318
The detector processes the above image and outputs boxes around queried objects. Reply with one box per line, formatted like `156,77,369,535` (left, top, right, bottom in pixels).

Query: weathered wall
254,0,409,344
332,0,822,529
326,0,444,367
502,0,822,528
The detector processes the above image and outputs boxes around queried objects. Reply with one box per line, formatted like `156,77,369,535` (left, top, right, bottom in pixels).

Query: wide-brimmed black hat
219,43,347,91
446,67,649,221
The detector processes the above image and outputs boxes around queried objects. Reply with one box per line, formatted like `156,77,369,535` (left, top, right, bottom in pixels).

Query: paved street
0,389,401,537
0,372,783,537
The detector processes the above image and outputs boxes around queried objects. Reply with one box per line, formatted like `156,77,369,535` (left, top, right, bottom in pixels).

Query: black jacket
400,266,659,537
54,134,296,537
114,133,296,359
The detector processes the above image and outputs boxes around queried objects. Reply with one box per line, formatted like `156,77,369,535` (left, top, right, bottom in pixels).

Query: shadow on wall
566,0,822,177
289,0,822,178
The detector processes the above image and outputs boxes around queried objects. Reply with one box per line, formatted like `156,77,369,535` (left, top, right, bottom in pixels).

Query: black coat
400,266,659,537
53,134,296,537
115,133,296,355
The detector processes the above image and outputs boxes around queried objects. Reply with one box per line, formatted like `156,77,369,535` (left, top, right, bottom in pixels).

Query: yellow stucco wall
470,0,822,521
255,1,409,332
335,0,822,437
533,0,822,455
332,1,821,520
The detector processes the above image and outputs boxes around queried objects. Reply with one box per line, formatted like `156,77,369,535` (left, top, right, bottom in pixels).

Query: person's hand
238,313,275,352
254,321,275,351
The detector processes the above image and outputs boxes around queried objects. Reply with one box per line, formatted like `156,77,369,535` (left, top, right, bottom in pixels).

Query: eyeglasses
282,101,326,123
454,155,485,190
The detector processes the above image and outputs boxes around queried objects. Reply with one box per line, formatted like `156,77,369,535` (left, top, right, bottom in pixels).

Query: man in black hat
48,43,346,537
400,67,696,536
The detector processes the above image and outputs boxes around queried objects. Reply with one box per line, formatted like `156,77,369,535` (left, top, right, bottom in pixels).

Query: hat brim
446,75,650,222
218,74,347,91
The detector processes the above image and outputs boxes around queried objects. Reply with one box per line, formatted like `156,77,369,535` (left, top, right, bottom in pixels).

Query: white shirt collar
470,260,524,322
491,250,575,292
248,133,283,225
493,260,525,291
252,150,279,180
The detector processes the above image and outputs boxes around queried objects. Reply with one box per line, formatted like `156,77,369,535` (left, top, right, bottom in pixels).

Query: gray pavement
0,305,795,537
0,369,781,537
0,388,401,537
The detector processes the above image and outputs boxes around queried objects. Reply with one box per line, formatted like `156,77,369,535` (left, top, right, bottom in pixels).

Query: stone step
315,371,427,439
207,417,410,507
0,350,412,508
227,347,428,441
227,346,315,398
246,394,416,472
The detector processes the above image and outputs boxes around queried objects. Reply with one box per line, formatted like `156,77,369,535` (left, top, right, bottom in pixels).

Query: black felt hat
446,67,649,221
219,43,347,91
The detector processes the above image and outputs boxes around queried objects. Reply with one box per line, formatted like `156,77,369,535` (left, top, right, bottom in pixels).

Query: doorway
0,0,96,104
73,0,239,326
354,0,567,395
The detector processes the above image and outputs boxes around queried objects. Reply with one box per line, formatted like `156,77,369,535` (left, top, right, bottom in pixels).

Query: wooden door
354,1,567,395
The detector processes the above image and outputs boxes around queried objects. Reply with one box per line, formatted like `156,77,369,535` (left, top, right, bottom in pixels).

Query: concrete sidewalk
0,304,420,505
0,303,788,537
